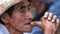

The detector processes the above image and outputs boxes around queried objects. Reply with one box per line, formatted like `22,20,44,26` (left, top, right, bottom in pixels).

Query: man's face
3,1,34,32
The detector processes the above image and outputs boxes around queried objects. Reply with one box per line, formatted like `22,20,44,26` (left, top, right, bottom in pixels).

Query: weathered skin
31,12,59,34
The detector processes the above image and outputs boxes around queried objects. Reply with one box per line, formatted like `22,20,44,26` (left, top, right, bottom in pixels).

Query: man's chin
24,31,32,33
23,28,32,32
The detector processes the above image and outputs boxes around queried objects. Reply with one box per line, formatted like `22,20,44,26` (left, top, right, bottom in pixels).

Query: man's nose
26,10,34,20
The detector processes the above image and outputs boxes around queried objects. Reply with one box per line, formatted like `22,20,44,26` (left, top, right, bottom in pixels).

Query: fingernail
57,19,59,23
54,15,57,18
44,12,49,18
48,13,53,20
52,20,54,22
31,22,34,25
48,17,51,20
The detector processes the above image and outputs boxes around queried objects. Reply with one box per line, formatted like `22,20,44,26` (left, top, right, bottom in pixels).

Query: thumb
31,21,44,28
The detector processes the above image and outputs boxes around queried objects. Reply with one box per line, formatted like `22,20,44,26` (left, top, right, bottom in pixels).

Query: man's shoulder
0,31,4,34
0,23,4,34
0,23,9,34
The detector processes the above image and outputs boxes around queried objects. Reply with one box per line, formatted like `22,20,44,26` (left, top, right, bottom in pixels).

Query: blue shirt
0,23,9,34
31,0,60,34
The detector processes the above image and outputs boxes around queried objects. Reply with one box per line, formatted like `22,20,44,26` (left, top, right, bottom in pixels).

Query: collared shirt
0,23,9,34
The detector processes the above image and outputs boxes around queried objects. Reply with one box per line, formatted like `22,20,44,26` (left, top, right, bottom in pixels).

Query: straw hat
0,0,23,15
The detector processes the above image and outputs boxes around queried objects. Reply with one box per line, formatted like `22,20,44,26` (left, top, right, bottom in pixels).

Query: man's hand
31,12,60,34
42,12,59,30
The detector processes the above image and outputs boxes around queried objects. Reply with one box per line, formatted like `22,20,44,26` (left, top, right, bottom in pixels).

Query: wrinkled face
4,1,34,32
10,1,34,32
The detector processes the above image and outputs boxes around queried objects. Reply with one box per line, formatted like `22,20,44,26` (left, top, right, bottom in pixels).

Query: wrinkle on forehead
14,0,29,7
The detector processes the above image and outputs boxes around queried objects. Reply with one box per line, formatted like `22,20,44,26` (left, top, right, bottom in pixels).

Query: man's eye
20,10,24,13
20,6,26,9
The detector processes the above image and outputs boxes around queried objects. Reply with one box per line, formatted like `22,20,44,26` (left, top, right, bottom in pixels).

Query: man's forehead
15,0,29,6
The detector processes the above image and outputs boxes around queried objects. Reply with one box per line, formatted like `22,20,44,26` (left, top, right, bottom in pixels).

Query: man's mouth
25,22,31,25
23,22,32,28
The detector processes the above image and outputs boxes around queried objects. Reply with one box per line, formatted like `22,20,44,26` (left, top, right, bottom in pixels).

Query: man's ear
0,13,11,24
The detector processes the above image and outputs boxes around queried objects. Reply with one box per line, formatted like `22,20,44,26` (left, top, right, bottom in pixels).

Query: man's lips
26,23,31,25
24,22,31,25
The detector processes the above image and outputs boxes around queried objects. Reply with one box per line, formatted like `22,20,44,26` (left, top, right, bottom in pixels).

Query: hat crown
0,0,22,15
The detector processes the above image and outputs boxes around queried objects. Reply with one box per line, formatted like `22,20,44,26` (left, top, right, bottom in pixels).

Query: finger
52,15,57,23
31,21,42,26
44,12,49,18
48,13,53,20
31,21,44,28
56,19,60,27
41,16,46,23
